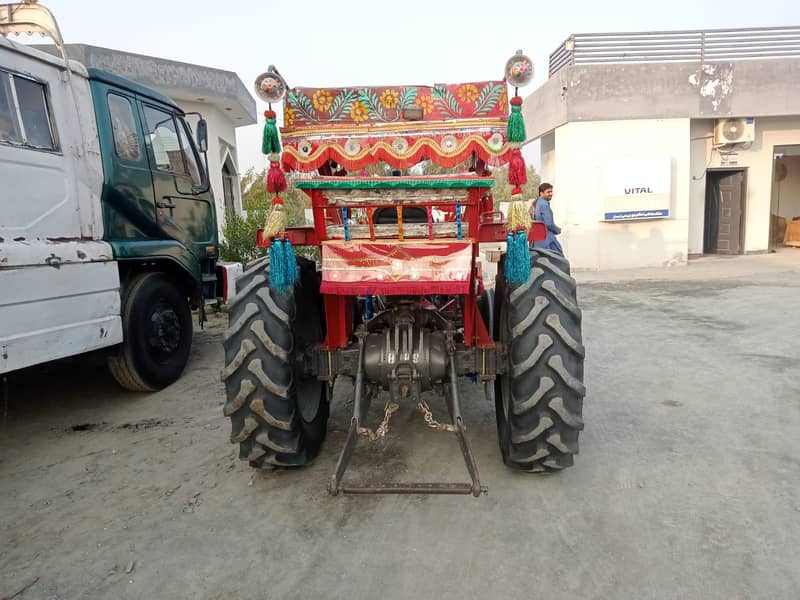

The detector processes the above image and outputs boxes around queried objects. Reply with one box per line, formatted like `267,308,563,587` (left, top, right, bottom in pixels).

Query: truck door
139,102,215,256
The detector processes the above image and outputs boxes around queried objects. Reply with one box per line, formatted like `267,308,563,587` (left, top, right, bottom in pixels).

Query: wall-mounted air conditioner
714,118,755,145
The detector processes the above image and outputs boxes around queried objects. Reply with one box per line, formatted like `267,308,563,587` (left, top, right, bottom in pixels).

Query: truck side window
143,105,185,175
108,94,141,161
0,71,56,150
176,118,202,187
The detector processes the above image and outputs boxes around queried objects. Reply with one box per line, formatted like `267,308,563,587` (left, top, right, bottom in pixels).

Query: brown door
716,171,745,254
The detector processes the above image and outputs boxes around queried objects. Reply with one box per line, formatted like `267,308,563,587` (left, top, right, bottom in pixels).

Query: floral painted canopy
280,81,512,173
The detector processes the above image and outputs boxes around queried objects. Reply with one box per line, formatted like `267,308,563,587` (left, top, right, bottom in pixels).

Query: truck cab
0,3,220,391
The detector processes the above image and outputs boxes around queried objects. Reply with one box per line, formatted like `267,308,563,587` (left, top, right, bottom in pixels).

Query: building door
770,145,800,250
704,170,746,254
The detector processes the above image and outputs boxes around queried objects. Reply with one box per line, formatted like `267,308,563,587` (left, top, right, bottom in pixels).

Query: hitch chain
359,401,400,442
416,401,455,432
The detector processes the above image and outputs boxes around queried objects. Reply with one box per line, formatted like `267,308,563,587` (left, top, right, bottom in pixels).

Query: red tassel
271,195,284,206
508,149,527,186
267,161,287,194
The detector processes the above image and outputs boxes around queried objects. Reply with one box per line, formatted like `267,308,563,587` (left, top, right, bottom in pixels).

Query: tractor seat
372,206,428,224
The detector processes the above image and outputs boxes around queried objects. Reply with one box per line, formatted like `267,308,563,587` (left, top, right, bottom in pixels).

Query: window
176,118,202,186
0,71,57,151
143,105,184,174
222,158,236,214
107,94,141,161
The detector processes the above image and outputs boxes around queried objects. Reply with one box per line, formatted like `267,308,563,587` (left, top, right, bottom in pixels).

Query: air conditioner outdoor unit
715,118,755,145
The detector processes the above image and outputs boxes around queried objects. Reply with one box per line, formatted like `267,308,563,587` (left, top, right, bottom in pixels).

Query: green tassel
262,117,281,155
507,104,526,144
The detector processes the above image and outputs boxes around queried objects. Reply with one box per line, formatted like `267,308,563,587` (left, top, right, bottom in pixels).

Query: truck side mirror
196,118,208,153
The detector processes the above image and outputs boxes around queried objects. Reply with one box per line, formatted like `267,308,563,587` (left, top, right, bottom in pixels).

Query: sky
15,0,800,173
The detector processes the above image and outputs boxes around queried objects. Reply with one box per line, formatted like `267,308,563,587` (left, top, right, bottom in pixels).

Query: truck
0,3,227,391
221,58,586,495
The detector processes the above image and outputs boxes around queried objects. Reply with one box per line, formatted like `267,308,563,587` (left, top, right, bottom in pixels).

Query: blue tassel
456,202,462,240
505,230,530,285
365,295,374,320
342,207,350,241
515,230,531,282
269,238,288,293
284,238,298,288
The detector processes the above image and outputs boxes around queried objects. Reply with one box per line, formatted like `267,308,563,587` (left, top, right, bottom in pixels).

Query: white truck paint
0,33,122,375
1,4,239,389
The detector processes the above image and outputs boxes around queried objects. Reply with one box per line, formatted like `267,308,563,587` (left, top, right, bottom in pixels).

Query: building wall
178,101,242,232
688,119,714,255
540,132,556,184
549,118,691,270
689,116,800,254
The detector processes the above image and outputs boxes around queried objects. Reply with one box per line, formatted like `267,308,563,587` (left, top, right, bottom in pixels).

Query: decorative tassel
508,149,527,186
507,96,526,143
283,237,298,287
505,230,531,285
342,207,350,241
267,160,287,194
368,207,376,241
456,202,462,240
269,237,288,293
396,206,404,241
263,197,288,239
515,230,531,281
261,109,282,155
507,197,531,233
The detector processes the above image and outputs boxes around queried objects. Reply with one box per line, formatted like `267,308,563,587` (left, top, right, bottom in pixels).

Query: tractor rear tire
494,248,586,472
221,255,329,468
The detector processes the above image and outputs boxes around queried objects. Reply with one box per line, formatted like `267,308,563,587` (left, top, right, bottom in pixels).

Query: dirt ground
1,251,799,600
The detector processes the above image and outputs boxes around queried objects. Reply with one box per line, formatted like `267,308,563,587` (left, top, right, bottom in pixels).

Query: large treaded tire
495,248,586,472
108,272,193,392
221,255,329,468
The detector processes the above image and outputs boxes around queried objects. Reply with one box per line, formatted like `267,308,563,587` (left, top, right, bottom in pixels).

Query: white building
524,27,800,270
39,44,256,231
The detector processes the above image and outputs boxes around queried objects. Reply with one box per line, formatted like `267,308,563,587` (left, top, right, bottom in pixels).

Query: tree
491,165,541,202
219,167,317,265
239,167,308,226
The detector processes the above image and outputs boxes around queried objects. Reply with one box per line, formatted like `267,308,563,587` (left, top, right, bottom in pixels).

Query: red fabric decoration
321,281,470,296
264,109,276,118
271,196,284,206
510,96,523,106
508,149,527,186
267,161,287,193
281,141,513,173
511,186,523,196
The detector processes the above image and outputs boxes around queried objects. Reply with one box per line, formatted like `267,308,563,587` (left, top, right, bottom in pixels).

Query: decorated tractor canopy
220,52,585,496
253,52,540,293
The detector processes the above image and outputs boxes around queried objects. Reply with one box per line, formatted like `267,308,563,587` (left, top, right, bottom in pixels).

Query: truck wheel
221,256,329,468
494,249,586,471
108,272,193,392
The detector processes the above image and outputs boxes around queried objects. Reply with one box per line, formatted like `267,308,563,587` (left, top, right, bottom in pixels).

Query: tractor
221,54,585,496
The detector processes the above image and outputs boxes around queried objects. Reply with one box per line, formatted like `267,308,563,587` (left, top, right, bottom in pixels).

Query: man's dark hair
539,182,553,194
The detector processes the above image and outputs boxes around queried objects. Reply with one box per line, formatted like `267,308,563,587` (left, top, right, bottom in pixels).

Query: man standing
533,182,564,255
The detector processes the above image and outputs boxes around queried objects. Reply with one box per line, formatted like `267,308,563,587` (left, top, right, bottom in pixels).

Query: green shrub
219,210,269,264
